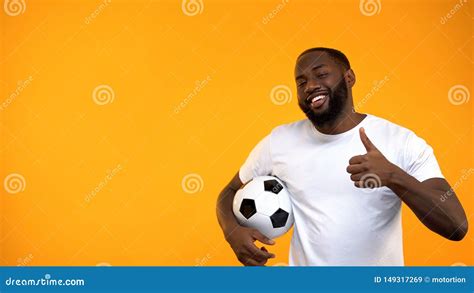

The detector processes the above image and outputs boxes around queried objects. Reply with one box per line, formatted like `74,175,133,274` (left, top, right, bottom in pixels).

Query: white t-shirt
239,114,444,266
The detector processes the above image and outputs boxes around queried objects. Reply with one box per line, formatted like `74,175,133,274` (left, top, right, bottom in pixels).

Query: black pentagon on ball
270,208,289,228
239,199,256,219
264,179,283,194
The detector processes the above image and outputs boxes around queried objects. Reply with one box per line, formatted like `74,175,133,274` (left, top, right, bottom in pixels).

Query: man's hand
346,127,397,188
225,226,275,266
345,128,468,240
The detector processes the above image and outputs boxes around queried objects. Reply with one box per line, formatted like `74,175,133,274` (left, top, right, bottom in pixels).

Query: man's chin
299,104,334,125
310,107,328,116
308,108,329,119
306,109,338,126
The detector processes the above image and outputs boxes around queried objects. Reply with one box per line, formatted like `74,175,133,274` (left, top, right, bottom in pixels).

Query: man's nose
304,80,321,94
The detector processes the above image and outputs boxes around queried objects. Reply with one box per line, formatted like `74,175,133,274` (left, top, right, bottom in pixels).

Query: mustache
298,78,348,126
299,88,333,112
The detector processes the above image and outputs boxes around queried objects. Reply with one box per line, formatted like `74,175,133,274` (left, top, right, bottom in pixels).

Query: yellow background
0,0,472,266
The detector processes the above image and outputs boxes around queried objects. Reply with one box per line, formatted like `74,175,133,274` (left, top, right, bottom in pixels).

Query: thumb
252,230,275,245
359,127,378,152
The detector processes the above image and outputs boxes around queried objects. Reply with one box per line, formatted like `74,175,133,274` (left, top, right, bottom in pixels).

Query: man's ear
344,69,356,88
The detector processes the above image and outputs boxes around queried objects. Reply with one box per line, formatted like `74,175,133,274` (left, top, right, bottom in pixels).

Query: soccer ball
232,176,294,239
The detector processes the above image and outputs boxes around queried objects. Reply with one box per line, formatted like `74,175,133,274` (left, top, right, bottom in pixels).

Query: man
216,47,468,266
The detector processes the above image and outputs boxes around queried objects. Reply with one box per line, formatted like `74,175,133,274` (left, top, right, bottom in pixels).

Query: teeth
311,95,326,103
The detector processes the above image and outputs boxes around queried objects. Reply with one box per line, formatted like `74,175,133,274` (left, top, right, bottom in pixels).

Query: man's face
295,51,348,126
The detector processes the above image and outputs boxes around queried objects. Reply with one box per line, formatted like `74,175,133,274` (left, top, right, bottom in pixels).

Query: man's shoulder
270,119,310,136
366,114,415,138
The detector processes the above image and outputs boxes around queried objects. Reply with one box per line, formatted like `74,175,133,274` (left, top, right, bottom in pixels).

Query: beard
298,78,348,127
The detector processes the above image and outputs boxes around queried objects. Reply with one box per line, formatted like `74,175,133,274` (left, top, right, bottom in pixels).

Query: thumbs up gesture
346,128,397,189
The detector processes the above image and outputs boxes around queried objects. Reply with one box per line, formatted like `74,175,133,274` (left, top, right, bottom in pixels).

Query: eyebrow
295,64,328,80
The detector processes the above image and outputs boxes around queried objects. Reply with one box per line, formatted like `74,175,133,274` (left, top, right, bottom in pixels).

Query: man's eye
297,81,306,87
317,73,328,78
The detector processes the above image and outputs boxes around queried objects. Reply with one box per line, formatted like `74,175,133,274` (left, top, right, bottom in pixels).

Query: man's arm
216,172,276,266
387,172,468,241
217,172,244,236
347,128,468,241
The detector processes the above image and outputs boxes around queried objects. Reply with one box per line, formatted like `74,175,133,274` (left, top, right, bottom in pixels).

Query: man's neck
313,110,367,135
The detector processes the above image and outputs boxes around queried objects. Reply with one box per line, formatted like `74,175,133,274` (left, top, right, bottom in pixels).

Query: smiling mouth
306,92,328,103
307,94,328,108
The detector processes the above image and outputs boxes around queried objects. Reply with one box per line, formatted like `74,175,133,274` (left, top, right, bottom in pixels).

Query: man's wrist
386,164,406,191
223,222,240,240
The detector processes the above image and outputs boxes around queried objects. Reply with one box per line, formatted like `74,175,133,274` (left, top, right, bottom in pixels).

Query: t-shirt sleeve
403,132,444,182
239,134,273,183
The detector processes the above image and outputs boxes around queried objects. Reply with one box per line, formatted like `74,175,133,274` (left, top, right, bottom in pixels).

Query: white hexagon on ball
232,176,294,239
255,192,279,216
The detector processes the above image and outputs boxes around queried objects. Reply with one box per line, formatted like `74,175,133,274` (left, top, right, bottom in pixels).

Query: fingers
234,229,276,266
238,246,272,266
241,257,266,266
348,155,366,165
252,230,275,245
260,247,274,260
353,178,379,189
354,180,370,188
349,171,379,188
247,243,275,259
349,172,367,182
359,128,378,152
240,235,275,266
346,163,367,174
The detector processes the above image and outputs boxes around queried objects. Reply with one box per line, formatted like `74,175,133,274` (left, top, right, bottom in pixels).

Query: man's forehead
295,51,334,76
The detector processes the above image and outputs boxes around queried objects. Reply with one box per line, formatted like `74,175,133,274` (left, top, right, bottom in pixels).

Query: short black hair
297,47,351,70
